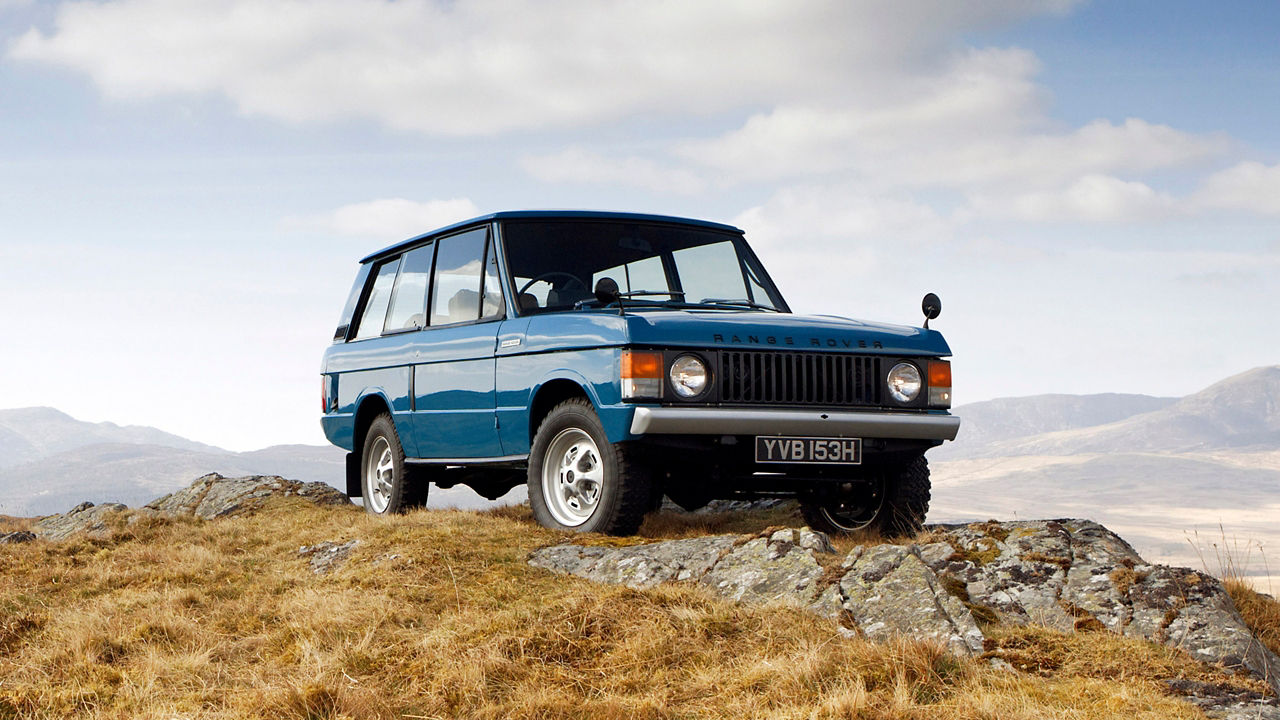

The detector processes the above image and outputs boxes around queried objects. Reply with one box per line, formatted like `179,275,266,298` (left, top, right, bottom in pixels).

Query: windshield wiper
697,298,781,312
574,290,687,311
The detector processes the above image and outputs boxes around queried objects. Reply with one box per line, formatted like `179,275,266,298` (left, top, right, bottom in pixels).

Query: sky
0,0,1277,451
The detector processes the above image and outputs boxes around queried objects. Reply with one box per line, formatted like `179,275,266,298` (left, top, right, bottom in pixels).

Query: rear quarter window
352,258,401,341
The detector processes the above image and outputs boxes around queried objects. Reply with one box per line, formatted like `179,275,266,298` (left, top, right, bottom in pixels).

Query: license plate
755,436,862,465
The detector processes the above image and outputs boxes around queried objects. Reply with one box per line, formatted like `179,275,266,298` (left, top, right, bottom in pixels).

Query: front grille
718,351,882,406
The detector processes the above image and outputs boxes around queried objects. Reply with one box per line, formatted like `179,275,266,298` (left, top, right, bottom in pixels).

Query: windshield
501,220,787,314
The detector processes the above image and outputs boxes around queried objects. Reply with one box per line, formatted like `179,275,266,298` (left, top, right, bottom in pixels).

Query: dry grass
0,515,32,533
1187,523,1280,661
1225,579,1280,660
0,498,1248,719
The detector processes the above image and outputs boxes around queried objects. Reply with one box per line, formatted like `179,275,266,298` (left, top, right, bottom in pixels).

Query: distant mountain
932,392,1177,459
0,410,520,517
0,407,221,468
967,366,1280,458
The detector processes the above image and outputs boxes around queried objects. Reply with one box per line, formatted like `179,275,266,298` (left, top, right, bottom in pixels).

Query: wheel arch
348,393,394,498
528,377,594,445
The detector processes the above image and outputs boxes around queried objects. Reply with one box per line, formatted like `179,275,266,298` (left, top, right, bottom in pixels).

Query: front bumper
629,407,960,441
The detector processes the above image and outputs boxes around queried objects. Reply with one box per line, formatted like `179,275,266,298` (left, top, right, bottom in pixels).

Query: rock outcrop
530,518,1280,700
0,530,35,544
33,501,135,541
146,473,349,518
29,473,350,540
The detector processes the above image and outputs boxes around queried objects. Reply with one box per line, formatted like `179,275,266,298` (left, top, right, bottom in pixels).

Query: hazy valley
930,365,1280,589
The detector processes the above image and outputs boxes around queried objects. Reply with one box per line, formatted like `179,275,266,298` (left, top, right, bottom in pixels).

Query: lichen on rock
529,517,1280,698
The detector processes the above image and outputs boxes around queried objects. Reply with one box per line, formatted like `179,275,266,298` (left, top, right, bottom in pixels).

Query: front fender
497,347,634,455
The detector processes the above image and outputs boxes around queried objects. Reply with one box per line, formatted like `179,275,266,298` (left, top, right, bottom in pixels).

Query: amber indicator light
928,360,952,387
621,350,664,379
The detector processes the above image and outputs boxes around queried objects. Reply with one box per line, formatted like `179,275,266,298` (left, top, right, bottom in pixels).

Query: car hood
622,310,951,356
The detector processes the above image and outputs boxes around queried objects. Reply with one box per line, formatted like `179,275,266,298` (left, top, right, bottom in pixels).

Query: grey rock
529,535,739,589
530,527,984,656
837,545,985,656
298,539,360,575
916,541,955,571
1204,704,1280,720
932,519,1280,696
0,530,35,544
146,472,350,519
33,502,128,541
701,530,828,605
530,516,1280,696
1169,677,1280,719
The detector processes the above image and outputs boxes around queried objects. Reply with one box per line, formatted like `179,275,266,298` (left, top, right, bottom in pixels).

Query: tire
528,399,653,535
801,456,931,537
361,413,429,515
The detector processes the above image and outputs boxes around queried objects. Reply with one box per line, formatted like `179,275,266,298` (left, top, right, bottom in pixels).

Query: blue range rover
321,211,959,536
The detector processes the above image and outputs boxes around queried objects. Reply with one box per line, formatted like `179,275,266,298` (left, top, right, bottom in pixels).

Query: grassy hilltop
1,499,1277,719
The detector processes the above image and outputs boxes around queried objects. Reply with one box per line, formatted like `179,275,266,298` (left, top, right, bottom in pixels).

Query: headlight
670,355,708,398
887,362,922,403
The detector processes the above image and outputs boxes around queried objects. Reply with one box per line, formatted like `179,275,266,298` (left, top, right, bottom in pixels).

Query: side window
353,258,401,340
481,236,504,319
430,227,487,326
334,263,372,341
383,244,434,333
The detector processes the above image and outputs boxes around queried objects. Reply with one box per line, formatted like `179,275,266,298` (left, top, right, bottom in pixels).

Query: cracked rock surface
530,518,1280,700
838,544,985,656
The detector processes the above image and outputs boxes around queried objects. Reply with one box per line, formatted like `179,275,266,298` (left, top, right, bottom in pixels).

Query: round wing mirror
594,276,621,305
921,292,941,328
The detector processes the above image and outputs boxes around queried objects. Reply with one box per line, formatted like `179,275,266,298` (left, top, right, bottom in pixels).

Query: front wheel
800,456,931,537
528,399,652,535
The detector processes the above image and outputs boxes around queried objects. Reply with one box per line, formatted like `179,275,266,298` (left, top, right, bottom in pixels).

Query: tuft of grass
1187,523,1279,660
947,537,1001,567
1225,578,1280,660
1022,551,1072,571
983,623,1272,696
0,514,32,533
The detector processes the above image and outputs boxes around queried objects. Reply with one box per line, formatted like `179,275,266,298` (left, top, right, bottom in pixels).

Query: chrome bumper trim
629,407,960,441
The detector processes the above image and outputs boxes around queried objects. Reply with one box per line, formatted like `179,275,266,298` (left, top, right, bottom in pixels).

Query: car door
410,226,506,459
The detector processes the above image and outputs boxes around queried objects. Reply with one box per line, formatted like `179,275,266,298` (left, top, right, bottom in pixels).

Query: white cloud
288,197,480,239
1193,161,1280,215
728,184,955,316
679,47,1051,182
9,0,1080,135
680,63,1225,191
520,148,706,195
967,174,1178,223
734,185,953,251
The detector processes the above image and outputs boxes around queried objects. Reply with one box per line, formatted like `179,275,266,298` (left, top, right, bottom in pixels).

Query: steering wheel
517,272,588,298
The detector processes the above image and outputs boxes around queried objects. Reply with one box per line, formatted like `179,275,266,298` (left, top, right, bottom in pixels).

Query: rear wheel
528,399,652,535
361,414,428,515
801,456,931,537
